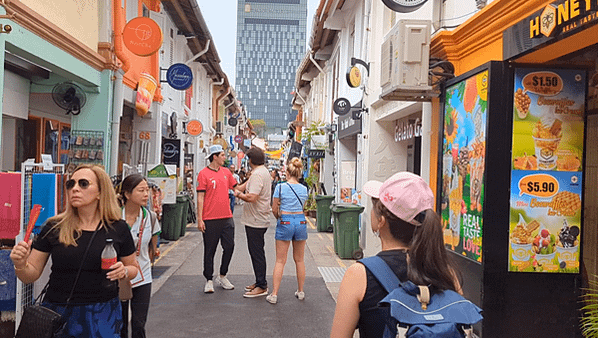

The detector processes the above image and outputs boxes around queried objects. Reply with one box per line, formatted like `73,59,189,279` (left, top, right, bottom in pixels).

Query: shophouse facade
0,0,113,173
294,0,436,258
0,0,238,194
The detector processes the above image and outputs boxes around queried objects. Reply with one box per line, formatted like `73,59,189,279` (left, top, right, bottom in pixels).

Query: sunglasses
65,178,91,190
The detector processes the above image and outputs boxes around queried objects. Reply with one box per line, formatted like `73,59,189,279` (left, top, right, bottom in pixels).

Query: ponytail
407,209,461,292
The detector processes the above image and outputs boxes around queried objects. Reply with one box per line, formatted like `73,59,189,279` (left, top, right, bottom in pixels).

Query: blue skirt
43,297,122,337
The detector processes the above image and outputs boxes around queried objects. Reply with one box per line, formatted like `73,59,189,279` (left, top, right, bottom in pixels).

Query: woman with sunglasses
266,157,308,304
118,174,160,338
10,164,138,337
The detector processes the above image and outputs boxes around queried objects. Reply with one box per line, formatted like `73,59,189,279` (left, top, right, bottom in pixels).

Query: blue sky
198,0,319,88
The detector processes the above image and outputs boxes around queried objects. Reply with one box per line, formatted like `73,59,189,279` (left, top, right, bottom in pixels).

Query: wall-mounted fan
52,82,87,115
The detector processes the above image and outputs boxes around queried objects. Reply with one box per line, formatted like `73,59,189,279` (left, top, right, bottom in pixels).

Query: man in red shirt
197,145,238,293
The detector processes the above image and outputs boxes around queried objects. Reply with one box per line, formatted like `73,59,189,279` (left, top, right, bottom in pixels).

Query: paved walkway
144,207,356,337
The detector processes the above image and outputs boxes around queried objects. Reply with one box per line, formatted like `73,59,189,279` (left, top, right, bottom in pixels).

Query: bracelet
124,267,129,280
14,262,28,271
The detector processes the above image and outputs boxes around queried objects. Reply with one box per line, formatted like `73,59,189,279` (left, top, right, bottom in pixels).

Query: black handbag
15,292,65,338
15,224,101,338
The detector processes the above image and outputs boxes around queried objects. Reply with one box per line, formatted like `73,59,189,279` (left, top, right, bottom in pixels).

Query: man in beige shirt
234,147,272,297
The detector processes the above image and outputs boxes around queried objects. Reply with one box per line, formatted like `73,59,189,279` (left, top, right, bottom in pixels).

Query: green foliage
250,119,267,138
582,277,598,337
303,159,320,211
302,120,325,145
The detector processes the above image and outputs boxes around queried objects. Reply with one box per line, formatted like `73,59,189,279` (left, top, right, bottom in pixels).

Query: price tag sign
518,173,559,198
522,71,563,96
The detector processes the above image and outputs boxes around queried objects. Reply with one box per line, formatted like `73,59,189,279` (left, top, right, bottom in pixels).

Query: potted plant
302,159,320,218
581,277,598,337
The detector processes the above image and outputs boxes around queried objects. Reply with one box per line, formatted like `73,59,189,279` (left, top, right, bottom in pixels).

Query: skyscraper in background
235,0,307,135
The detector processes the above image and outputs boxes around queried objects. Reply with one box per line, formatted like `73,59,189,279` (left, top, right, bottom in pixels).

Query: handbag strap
65,222,102,304
287,183,303,208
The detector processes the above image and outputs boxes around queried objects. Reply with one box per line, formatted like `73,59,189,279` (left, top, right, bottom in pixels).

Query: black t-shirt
357,249,408,338
33,220,136,304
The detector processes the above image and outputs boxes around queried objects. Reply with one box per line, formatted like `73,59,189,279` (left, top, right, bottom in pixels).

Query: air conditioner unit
215,121,222,133
380,20,436,101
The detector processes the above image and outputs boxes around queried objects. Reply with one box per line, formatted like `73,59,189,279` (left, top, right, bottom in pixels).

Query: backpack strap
148,208,156,234
360,256,409,338
359,256,401,293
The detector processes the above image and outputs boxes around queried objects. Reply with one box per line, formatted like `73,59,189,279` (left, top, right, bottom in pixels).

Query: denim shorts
275,213,308,241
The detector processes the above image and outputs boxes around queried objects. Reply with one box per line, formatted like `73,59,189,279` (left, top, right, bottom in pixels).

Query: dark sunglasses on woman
65,178,91,190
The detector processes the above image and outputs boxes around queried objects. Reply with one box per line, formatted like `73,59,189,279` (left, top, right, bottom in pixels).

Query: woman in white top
119,174,161,338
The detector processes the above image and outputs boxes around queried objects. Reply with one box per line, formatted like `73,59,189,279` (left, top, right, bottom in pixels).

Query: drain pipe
210,78,225,138
185,39,210,66
110,70,125,176
109,0,130,176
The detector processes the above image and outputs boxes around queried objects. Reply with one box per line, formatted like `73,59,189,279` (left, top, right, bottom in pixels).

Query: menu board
509,68,585,273
440,70,488,263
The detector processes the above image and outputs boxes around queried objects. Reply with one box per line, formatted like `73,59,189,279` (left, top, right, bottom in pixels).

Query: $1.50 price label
518,173,559,198
521,71,563,96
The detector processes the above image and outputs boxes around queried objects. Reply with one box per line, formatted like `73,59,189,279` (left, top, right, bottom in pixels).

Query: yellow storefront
429,1,598,336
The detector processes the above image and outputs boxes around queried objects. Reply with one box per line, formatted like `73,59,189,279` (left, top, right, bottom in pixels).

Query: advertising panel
509,68,585,273
440,70,488,263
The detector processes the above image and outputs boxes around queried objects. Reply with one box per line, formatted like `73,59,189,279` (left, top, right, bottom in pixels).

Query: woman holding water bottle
10,164,137,337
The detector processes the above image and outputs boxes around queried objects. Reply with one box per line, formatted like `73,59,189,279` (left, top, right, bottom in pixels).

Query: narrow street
145,207,355,337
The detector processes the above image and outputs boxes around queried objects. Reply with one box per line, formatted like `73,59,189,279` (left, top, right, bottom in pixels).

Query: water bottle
101,238,118,292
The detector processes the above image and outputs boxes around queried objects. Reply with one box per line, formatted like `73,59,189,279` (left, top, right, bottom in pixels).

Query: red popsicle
24,204,42,242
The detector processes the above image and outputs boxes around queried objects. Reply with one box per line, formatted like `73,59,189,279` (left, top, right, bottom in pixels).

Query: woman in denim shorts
266,157,309,304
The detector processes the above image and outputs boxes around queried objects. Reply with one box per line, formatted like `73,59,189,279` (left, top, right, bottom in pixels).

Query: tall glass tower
235,0,307,134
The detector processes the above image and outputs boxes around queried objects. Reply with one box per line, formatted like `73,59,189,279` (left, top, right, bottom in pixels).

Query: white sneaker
266,294,278,304
215,275,235,290
295,290,305,300
204,280,214,293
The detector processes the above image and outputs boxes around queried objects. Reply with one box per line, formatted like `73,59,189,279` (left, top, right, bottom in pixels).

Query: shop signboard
508,68,585,273
147,164,176,204
166,63,193,90
440,70,489,263
123,17,163,57
340,161,356,203
162,138,180,166
306,149,325,159
504,0,598,60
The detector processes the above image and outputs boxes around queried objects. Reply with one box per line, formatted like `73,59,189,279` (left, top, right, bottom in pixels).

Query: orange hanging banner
123,17,163,56
136,73,158,116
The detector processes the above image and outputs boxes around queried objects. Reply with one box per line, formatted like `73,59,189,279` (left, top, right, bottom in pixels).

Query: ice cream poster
440,70,488,263
512,68,585,172
508,170,582,273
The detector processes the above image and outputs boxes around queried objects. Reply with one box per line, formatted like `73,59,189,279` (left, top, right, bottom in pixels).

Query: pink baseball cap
362,172,434,226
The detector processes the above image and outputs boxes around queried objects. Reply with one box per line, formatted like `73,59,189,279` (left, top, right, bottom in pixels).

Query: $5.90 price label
521,71,563,96
518,173,559,198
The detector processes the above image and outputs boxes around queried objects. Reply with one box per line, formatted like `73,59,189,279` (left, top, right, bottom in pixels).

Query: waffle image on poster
512,68,585,172
509,170,582,273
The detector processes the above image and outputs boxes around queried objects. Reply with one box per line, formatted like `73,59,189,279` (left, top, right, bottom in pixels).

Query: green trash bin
331,203,365,260
315,195,335,232
179,195,190,237
161,197,185,241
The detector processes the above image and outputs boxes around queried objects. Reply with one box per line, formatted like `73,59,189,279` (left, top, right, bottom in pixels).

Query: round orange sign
186,120,203,136
123,17,163,57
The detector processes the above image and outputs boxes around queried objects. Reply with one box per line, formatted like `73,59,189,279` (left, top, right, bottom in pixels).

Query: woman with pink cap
330,172,462,338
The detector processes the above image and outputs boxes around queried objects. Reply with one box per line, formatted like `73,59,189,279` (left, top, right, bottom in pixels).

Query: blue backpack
360,256,483,338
